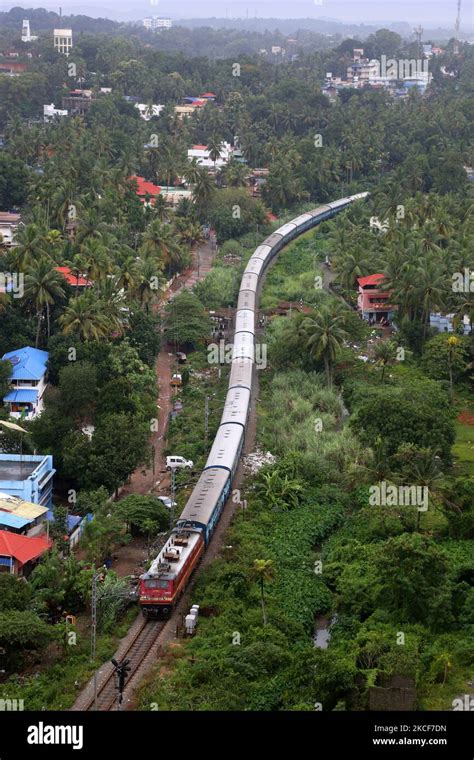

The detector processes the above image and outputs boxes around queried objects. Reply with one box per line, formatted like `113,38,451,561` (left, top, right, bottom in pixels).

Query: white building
21,20,38,43
187,142,234,169
430,313,471,336
0,213,22,247
53,29,73,55
143,17,172,30
134,103,164,121
43,104,68,122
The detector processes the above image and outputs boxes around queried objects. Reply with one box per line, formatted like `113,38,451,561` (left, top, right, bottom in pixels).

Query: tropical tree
23,259,65,345
300,306,350,387
252,559,275,626
373,340,398,383
59,291,112,341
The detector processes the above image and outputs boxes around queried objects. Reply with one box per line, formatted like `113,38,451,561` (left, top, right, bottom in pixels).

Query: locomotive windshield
145,580,170,589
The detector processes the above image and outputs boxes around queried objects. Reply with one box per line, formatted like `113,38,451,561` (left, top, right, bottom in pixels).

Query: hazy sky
1,0,472,28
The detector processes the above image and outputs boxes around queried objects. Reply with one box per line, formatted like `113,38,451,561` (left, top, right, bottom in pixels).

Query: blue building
0,454,55,507
2,346,49,420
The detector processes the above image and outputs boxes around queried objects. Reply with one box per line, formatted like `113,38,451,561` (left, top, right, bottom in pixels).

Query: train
139,193,369,618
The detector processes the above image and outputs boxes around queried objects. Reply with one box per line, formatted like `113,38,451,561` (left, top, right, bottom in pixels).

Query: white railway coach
220,386,251,428
234,308,255,335
229,357,253,391
232,331,255,361
237,289,257,312
204,423,244,478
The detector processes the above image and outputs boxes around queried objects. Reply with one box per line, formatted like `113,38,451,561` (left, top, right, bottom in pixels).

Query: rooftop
0,492,48,519
55,266,92,287
1,346,48,381
0,530,51,565
0,461,37,481
357,274,386,288
128,175,161,198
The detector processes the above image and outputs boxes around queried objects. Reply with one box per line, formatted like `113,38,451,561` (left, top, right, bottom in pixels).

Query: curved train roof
220,386,251,427
177,467,230,529
232,331,255,361
229,357,253,390
204,423,244,472
235,308,255,335
240,271,260,293
237,289,257,312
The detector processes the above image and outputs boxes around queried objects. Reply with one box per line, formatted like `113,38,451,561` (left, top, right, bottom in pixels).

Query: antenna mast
454,0,461,55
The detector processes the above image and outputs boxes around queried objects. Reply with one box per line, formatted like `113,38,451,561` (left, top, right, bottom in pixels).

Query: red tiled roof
200,92,216,98
357,273,386,287
128,176,161,197
191,145,208,150
0,530,51,566
56,267,92,287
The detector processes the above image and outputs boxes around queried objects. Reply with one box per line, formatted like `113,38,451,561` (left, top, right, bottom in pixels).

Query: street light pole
91,570,98,711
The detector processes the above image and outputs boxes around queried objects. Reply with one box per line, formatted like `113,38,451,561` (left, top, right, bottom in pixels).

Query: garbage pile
242,450,276,475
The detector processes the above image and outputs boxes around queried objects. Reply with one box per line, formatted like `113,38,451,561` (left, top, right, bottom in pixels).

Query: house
187,143,233,169
61,90,94,116
55,266,92,289
128,175,162,207
44,103,68,122
0,61,27,75
0,454,55,507
429,312,471,336
174,105,198,120
134,103,164,121
53,29,73,56
143,17,172,30
0,493,48,536
0,530,51,575
0,212,22,247
2,346,48,419
357,274,397,324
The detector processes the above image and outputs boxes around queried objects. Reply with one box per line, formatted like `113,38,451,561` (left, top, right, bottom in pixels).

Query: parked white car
157,495,177,509
166,455,193,471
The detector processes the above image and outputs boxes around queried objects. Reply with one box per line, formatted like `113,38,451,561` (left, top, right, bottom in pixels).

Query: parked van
166,455,193,471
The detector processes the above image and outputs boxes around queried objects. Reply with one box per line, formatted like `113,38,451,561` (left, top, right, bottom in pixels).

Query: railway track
83,618,165,711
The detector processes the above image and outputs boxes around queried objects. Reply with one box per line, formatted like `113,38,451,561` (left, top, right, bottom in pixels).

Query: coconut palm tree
134,258,163,312
141,220,182,275
59,291,112,341
193,169,215,220
206,135,224,170
183,158,202,187
252,559,275,626
300,306,350,387
10,224,50,271
23,259,65,346
373,340,398,383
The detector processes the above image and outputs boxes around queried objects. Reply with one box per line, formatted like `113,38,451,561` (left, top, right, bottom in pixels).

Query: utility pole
91,571,98,711
170,468,176,529
204,395,210,446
